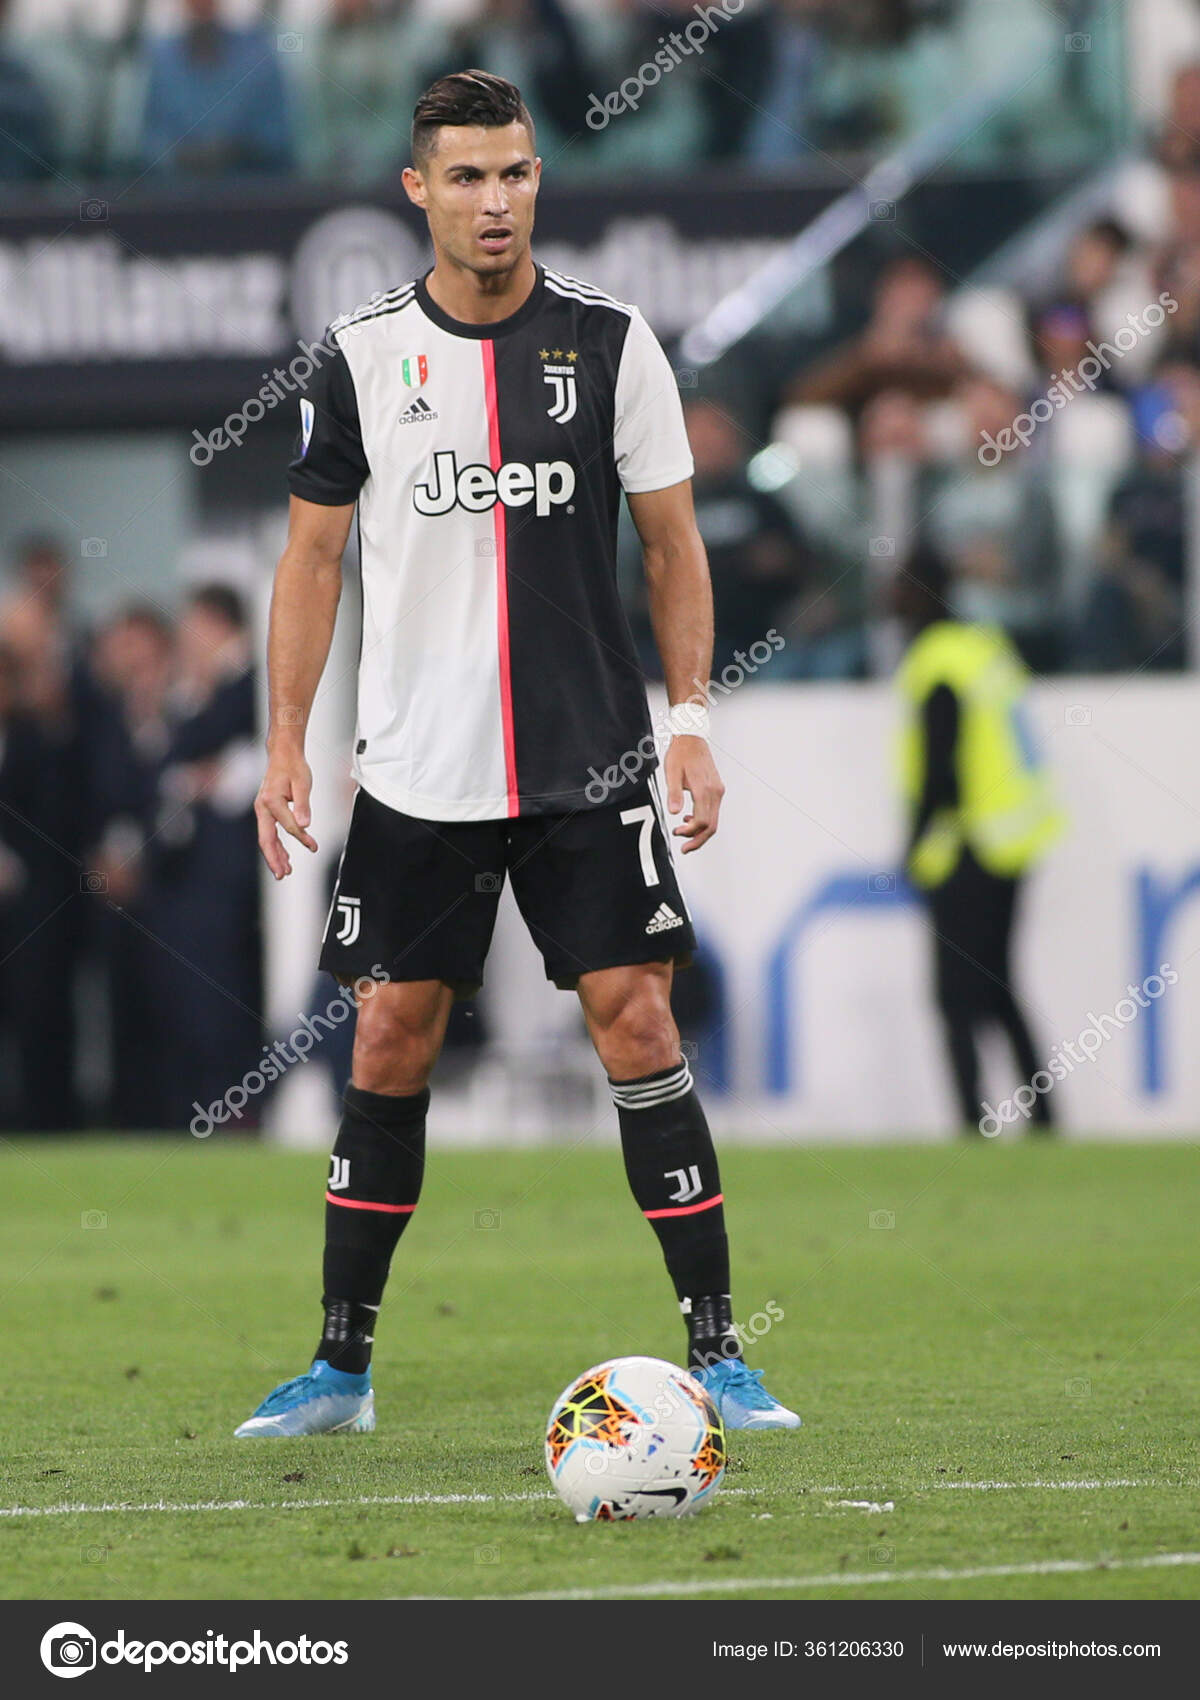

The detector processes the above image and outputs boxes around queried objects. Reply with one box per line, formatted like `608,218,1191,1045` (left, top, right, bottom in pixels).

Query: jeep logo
413,451,575,518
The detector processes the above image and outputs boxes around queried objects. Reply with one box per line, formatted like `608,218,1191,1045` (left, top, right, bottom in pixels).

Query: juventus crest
540,348,578,424
334,895,360,945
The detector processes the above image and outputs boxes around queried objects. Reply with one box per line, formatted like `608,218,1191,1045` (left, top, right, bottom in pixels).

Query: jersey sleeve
612,308,694,494
286,332,370,505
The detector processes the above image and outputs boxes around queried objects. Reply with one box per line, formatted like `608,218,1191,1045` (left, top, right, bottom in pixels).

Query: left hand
663,734,724,853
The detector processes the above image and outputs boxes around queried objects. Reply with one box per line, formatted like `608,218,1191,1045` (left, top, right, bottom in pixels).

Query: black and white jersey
288,264,693,822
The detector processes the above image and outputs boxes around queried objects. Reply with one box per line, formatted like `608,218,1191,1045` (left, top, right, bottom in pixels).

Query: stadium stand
2,0,1200,1133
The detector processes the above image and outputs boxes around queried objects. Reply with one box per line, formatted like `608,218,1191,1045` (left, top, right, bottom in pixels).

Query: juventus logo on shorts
665,1164,702,1203
328,1155,351,1191
334,895,361,945
541,350,578,424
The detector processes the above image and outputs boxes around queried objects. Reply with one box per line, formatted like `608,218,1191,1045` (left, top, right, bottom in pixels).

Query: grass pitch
1,1137,1197,1601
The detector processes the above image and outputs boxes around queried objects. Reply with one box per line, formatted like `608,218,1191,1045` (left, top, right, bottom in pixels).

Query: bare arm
627,479,724,852
254,494,354,880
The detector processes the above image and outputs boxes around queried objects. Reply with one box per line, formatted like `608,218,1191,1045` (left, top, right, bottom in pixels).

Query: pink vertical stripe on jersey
481,338,519,817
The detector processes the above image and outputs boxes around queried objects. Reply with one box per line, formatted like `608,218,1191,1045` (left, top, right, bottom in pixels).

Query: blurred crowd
677,52,1200,679
0,541,260,1131
0,0,1115,186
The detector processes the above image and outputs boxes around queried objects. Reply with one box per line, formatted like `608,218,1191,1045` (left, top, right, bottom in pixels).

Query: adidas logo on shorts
645,902,685,935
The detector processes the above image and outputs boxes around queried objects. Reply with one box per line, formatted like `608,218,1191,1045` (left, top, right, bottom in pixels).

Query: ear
401,165,426,209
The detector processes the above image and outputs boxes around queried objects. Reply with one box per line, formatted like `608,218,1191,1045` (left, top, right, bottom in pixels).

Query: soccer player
236,71,798,1437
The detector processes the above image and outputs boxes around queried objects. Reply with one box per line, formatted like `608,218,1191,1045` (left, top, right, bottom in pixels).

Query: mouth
478,227,514,253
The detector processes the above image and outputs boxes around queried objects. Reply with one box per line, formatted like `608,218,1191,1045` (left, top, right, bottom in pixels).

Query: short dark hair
112,603,173,646
13,533,65,565
411,70,534,168
1082,217,1132,254
187,582,247,632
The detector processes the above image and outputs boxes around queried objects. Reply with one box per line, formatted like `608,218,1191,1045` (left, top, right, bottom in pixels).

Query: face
684,402,744,479
403,123,540,280
20,548,65,604
858,389,925,458
177,604,237,690
124,621,172,697
959,376,1021,442
875,261,942,328
96,618,171,701
1036,307,1090,374
1173,67,1200,125
1170,168,1200,241
1161,362,1200,441
1069,231,1120,297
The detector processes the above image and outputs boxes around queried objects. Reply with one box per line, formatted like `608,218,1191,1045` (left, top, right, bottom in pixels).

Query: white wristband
667,701,711,738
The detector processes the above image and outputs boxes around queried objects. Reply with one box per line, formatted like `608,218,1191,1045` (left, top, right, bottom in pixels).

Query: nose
482,176,511,217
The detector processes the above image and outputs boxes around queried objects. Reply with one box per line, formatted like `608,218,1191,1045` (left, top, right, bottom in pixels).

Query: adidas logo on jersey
413,450,576,518
645,902,685,935
400,397,438,425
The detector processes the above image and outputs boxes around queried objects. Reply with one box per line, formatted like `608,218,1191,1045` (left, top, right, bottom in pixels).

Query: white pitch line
804,1481,1162,1496
797,1481,1166,1496
486,1551,1200,1602
0,1477,1178,1520
0,1490,553,1519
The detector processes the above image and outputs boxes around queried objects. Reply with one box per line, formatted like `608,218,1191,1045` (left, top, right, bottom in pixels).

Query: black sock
609,1058,739,1372
315,1082,428,1374
317,1298,379,1377
683,1293,742,1372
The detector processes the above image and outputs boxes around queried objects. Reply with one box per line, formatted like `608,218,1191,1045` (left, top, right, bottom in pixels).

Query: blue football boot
234,1360,375,1438
694,1360,801,1430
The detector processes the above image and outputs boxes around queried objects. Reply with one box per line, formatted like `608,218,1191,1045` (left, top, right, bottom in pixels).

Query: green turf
1,1137,1197,1600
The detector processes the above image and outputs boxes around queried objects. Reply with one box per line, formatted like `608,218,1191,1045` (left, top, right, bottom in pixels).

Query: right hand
255,748,317,880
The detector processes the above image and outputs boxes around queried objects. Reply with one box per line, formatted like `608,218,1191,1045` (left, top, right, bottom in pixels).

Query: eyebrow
444,157,533,173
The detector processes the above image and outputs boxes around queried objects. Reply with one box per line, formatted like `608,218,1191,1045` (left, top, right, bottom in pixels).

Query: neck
424,253,536,325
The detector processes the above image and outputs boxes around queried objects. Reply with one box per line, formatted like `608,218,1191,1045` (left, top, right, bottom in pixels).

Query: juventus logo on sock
665,1164,702,1203
610,1060,730,1304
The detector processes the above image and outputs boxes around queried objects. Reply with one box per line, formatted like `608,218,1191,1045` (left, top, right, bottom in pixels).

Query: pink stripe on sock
643,1193,724,1220
325,1192,416,1214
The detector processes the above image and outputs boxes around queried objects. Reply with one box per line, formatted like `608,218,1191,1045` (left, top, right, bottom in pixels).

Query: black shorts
319,779,696,994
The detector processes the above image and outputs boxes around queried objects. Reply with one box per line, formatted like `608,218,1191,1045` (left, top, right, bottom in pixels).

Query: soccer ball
545,1355,725,1522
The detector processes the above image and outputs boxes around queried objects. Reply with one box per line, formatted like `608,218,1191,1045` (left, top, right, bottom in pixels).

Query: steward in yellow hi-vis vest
898,621,1065,890
892,545,1063,1139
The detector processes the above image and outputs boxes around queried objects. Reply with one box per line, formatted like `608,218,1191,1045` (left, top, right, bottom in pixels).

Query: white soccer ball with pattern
545,1355,726,1522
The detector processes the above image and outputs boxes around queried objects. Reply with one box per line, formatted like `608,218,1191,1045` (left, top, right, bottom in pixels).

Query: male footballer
238,71,798,1436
